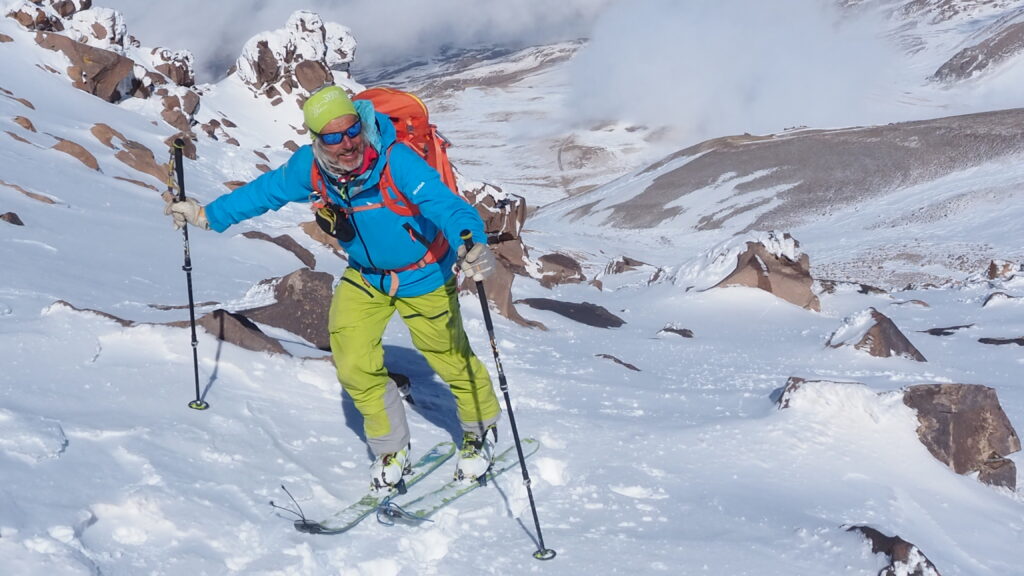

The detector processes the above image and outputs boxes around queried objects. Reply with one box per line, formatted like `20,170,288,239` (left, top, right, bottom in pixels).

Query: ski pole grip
173,138,186,202
460,229,474,250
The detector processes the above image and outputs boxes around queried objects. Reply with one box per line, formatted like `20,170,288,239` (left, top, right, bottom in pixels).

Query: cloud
98,0,614,82
566,0,913,145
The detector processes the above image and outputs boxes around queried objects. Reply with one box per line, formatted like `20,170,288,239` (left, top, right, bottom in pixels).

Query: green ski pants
328,267,501,456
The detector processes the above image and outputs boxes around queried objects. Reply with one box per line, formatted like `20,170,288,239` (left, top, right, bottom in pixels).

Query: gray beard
312,138,361,178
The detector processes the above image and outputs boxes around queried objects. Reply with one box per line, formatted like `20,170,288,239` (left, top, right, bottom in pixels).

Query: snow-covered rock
234,10,358,108
827,307,927,361
670,231,819,310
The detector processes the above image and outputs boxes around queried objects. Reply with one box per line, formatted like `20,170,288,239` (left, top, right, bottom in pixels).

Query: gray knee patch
366,380,411,456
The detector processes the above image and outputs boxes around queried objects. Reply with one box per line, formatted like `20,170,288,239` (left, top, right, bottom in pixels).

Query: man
165,85,501,490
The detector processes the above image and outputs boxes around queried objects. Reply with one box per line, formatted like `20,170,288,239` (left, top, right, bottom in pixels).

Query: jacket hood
344,101,395,196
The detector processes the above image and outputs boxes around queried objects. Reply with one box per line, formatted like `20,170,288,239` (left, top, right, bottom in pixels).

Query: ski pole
170,138,208,411
460,230,555,561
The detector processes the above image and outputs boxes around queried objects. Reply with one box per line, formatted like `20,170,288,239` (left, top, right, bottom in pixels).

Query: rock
933,21,1024,82
35,31,136,102
13,116,35,132
163,134,195,160
846,525,942,576
239,268,336,351
982,292,1017,307
1,212,25,226
595,353,640,372
537,253,586,288
51,300,133,327
0,178,56,204
116,139,166,182
223,180,247,191
827,307,926,361
300,220,344,255
0,33,13,43
171,309,288,355
160,107,190,132
240,231,316,269
903,383,1021,489
90,122,125,148
978,337,1024,346
773,377,867,410
892,299,929,308
283,140,300,152
606,256,649,275
712,232,820,311
234,10,357,106
457,179,538,326
658,326,694,338
6,2,64,31
5,130,33,144
181,90,199,115
920,324,973,336
63,5,125,49
516,298,624,328
52,137,99,170
10,96,35,110
461,256,545,329
986,259,1019,280
151,47,195,87
113,176,158,191
294,59,330,91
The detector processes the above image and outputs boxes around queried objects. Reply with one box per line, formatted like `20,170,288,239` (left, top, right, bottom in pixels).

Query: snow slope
2,6,1024,576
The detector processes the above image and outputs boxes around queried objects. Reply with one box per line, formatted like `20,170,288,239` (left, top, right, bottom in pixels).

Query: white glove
163,194,209,230
457,243,496,281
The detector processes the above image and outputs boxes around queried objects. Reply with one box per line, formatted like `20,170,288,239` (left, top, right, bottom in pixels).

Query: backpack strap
377,146,419,217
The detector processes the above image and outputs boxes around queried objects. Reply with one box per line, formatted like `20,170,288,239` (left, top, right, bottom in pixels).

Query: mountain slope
2,5,1023,576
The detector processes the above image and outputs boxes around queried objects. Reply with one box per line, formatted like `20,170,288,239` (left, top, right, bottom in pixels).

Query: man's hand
162,193,209,230
457,243,496,281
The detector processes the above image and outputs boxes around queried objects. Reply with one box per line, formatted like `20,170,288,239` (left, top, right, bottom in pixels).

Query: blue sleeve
205,146,315,232
387,144,486,246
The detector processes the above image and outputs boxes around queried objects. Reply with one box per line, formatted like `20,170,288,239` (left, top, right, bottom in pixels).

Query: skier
164,85,501,490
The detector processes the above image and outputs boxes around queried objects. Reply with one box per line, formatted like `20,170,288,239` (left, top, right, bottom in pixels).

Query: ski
293,440,456,534
379,437,540,522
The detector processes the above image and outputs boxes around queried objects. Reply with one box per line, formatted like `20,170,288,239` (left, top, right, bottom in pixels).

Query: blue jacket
205,101,486,297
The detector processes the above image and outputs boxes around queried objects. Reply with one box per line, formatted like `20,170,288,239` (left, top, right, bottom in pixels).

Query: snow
2,4,1024,576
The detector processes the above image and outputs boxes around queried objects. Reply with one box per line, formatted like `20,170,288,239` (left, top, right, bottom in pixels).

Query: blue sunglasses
317,120,362,145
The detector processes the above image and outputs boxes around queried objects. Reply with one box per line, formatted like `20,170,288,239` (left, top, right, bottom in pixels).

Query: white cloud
566,0,913,145
98,0,614,81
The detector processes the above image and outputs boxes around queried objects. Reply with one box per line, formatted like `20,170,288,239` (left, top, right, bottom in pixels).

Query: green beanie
303,85,357,133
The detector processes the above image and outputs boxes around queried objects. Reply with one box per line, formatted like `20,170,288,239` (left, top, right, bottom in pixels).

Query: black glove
315,204,355,242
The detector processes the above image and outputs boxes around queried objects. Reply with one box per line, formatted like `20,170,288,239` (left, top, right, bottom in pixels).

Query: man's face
318,114,364,173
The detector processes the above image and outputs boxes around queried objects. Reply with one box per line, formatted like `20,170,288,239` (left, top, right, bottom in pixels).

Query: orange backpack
354,87,458,198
